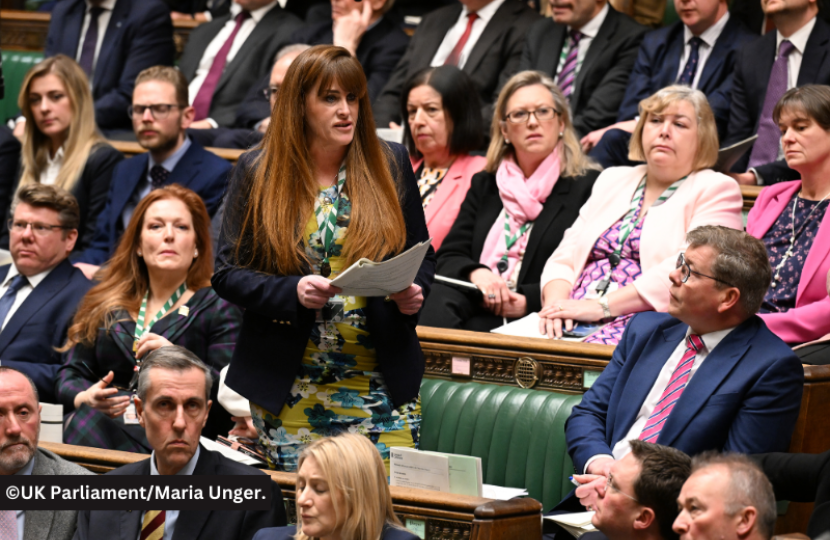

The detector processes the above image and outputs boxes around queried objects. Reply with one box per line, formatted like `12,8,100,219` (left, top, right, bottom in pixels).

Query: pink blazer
541,165,744,311
411,154,487,251
747,180,830,344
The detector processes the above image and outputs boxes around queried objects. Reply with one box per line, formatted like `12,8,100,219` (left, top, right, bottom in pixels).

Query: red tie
444,12,478,67
192,10,251,121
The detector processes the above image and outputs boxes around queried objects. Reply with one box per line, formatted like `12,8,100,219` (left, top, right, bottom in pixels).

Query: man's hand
229,416,258,439
257,118,271,134
574,474,607,511
729,172,758,186
580,127,611,153
12,120,25,140
500,291,527,318
332,0,373,56
188,119,214,130
389,284,424,315
74,262,100,281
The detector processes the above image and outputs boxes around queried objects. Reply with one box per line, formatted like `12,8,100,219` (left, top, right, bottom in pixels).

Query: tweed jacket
25,448,94,540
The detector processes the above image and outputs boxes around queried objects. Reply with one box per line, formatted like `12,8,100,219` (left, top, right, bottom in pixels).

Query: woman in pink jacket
539,86,744,344
747,85,830,364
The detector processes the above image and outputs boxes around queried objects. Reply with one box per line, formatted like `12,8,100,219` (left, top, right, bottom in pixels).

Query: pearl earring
194,250,198,257
505,139,510,145
559,132,564,137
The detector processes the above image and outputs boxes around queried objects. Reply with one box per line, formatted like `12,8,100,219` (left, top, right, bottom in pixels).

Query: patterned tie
748,40,796,169
443,12,478,67
77,6,105,77
192,10,251,120
140,510,165,540
639,334,704,443
557,30,584,99
677,37,703,86
150,165,170,190
0,275,28,331
0,510,17,540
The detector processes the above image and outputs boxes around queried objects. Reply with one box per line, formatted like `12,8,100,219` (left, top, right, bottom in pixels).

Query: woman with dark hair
212,45,435,472
401,65,486,250
419,70,599,332
56,184,241,453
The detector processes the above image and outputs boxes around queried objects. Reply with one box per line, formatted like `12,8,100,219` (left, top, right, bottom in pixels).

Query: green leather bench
420,378,582,511
0,50,43,123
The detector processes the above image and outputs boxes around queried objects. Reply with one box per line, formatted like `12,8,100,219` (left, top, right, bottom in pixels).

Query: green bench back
1,50,44,123
419,378,582,511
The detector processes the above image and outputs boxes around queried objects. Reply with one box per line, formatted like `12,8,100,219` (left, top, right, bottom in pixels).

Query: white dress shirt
554,3,609,81
778,16,816,91
0,264,56,332
40,146,65,186
75,0,118,81
137,446,201,540
430,0,507,68
675,12,730,89
13,455,35,540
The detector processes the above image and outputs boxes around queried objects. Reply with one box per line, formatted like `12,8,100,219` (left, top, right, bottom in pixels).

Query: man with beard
74,66,230,278
0,367,93,540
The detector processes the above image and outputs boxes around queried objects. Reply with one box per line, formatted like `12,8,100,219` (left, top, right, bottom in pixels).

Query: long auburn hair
233,45,406,275
18,54,104,192
62,185,213,350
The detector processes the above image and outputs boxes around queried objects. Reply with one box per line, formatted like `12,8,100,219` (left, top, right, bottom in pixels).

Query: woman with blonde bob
253,434,418,540
213,45,435,472
10,54,122,251
538,85,743,344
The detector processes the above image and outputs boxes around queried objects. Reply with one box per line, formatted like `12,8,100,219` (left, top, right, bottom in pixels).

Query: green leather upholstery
419,379,582,511
1,50,43,123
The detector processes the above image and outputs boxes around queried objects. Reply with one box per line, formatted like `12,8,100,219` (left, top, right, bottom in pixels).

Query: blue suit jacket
45,0,175,131
253,525,420,540
566,312,804,475
616,17,755,139
76,140,231,265
0,260,92,403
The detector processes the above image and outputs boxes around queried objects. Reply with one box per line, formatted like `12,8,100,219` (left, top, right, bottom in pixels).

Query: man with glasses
74,66,230,279
0,184,92,402
556,225,802,516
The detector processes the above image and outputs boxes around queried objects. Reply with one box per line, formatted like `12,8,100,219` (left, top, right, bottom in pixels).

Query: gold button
286,321,291,325
272,320,278,323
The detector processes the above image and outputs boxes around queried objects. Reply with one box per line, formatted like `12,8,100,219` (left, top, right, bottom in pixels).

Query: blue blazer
566,312,804,475
212,142,436,414
0,260,92,403
76,140,231,266
253,525,420,540
616,17,755,139
45,0,175,131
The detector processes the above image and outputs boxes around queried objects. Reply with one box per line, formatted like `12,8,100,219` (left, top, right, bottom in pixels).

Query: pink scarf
479,145,562,277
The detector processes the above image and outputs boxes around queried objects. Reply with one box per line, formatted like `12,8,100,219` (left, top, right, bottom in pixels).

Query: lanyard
497,211,533,274
314,165,347,278
133,282,187,353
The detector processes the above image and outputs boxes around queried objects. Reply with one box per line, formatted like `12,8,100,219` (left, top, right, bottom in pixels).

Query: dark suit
75,140,230,265
73,446,287,540
0,126,21,225
0,260,92,403
372,0,540,126
726,17,830,183
45,0,175,131
178,5,303,128
420,168,599,331
514,6,647,136
253,525,420,540
212,142,436,414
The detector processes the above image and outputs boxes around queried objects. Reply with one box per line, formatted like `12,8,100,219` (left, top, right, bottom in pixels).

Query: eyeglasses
128,104,183,119
503,107,560,124
7,220,70,236
262,86,280,100
606,474,639,503
676,253,735,287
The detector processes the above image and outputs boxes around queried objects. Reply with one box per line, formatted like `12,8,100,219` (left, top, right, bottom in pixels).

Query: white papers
714,135,758,173
199,437,261,466
390,447,451,492
545,512,597,538
482,484,529,500
491,313,547,339
329,240,431,297
376,128,404,144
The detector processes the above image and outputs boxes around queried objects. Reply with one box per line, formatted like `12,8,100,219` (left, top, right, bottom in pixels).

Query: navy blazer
0,260,92,403
45,0,175,131
253,525,420,540
617,17,755,139
212,142,436,414
566,312,804,475
76,140,231,266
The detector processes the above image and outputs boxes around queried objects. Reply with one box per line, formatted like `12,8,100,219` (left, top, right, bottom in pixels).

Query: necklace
772,191,830,286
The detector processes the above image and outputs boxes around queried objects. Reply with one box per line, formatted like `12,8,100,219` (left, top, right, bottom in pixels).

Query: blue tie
677,37,703,87
0,275,28,331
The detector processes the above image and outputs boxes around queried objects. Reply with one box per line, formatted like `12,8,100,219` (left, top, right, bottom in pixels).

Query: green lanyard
497,211,533,274
314,165,347,278
133,282,187,353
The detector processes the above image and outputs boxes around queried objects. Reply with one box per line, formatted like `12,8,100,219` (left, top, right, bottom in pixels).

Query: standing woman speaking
213,45,435,472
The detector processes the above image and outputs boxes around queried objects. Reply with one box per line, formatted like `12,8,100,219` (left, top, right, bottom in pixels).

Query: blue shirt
137,445,201,540
14,454,35,540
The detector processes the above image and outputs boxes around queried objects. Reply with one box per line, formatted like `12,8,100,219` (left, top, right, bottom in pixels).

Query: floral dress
250,184,421,473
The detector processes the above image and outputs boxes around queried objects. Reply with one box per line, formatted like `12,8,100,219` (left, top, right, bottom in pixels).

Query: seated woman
401,65,486,250
56,184,242,453
747,85,830,364
252,433,418,540
539,85,743,344
7,54,123,251
419,70,600,331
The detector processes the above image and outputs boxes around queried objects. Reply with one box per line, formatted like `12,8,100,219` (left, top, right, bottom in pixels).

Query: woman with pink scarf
419,71,600,332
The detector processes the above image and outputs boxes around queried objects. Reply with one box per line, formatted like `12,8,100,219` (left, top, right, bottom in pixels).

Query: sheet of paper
545,511,596,527
714,135,758,173
330,240,431,297
482,484,529,500
390,447,450,493
491,313,548,339
423,451,482,496
199,437,262,466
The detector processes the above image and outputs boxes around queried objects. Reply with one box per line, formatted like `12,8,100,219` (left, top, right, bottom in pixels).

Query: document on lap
328,240,431,297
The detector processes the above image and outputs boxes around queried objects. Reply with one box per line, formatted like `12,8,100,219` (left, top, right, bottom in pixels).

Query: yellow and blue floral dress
250,182,421,473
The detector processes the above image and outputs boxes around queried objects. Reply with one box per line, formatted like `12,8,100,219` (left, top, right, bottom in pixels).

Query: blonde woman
252,433,418,540
9,54,123,251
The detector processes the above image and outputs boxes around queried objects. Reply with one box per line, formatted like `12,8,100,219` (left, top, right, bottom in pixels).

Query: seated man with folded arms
0,367,93,540
74,66,231,279
74,346,287,540
561,226,803,514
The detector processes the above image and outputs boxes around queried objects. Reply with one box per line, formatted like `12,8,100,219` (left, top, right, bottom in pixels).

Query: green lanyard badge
314,166,347,278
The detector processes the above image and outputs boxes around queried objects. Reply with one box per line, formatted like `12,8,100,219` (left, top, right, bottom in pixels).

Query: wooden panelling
107,140,243,165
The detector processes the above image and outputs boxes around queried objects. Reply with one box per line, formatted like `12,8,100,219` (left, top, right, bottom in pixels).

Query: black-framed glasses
504,106,560,124
262,86,280,101
676,253,735,287
606,474,639,503
7,219,70,236
128,104,183,119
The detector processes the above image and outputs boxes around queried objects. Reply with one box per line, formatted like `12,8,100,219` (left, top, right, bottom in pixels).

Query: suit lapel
755,34,777,119
697,18,737,92
215,8,285,95
541,22,567,77
753,184,799,237
421,5,462,67
516,180,568,284
573,9,617,104
62,0,85,58
659,24,685,88
424,163,464,227
121,509,142,540
95,0,129,93
798,19,830,85
173,447,214,540
168,143,205,188
798,194,830,302
464,2,514,74
111,154,149,227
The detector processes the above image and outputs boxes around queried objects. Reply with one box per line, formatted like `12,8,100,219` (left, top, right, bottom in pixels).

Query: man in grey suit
0,367,93,540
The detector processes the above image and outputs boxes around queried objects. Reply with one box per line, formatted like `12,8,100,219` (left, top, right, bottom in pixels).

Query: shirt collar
777,15,816,56
684,11,730,48
6,262,55,290
148,137,191,174
85,0,116,12
150,445,201,476
46,146,65,168
230,0,279,23
573,3,609,38
461,0,506,24
684,325,737,355
14,454,36,476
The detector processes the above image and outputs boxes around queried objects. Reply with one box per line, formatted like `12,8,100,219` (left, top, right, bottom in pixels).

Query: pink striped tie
639,334,704,443
557,30,583,99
